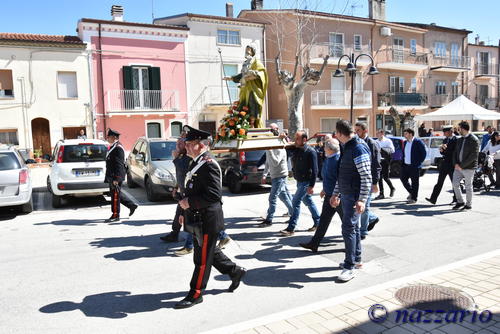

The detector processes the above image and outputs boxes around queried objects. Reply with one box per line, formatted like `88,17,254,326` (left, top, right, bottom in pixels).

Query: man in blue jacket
280,131,320,236
401,128,427,204
299,138,343,252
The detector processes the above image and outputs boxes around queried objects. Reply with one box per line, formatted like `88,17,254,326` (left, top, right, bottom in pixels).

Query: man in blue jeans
330,120,372,282
280,131,320,236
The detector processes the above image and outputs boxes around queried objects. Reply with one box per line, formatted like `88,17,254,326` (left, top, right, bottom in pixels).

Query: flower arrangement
216,101,251,142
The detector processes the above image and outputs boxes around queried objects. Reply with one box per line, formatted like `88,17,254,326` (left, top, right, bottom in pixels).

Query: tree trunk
285,83,306,138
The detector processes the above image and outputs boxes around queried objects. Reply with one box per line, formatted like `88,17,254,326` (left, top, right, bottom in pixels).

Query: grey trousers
452,168,475,206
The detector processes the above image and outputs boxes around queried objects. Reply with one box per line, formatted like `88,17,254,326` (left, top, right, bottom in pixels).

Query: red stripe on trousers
112,189,119,218
193,234,209,298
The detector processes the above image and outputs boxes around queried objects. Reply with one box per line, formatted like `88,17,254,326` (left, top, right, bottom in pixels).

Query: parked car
126,137,177,201
386,136,431,177
420,136,445,166
0,145,33,213
214,150,269,193
47,139,109,208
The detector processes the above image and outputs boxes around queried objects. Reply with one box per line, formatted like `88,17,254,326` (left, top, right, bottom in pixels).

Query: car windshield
150,141,177,160
62,144,107,162
430,138,444,148
0,152,20,170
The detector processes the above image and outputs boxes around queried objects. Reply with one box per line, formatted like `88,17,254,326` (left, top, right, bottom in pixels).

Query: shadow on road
39,289,226,318
35,218,168,227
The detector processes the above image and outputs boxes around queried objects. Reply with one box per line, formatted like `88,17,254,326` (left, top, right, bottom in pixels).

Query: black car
214,150,269,193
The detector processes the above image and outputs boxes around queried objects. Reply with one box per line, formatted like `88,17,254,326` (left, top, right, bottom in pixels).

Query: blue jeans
286,181,320,231
340,194,362,270
184,230,227,249
360,191,378,236
266,176,293,221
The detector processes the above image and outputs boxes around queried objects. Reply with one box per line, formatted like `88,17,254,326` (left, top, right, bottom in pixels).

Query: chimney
475,35,480,44
226,3,234,18
111,5,124,21
368,0,386,21
251,0,263,10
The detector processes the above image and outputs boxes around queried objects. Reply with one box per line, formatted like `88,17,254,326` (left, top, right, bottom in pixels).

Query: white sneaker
338,269,356,282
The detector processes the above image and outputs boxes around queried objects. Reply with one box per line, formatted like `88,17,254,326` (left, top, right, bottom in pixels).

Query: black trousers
378,159,395,196
189,231,238,298
110,182,135,218
429,165,456,203
171,204,183,234
310,195,343,247
400,164,420,201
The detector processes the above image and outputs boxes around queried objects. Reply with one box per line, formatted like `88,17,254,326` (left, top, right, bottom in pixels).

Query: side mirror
135,153,144,162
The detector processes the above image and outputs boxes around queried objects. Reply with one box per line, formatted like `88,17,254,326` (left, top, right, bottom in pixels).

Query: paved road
1,171,499,333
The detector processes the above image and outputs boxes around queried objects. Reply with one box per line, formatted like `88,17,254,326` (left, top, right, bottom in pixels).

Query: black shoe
361,235,366,240
160,233,179,242
299,242,318,253
462,205,472,210
106,216,120,222
258,220,272,228
174,296,203,309
367,218,379,232
374,194,385,200
129,205,138,217
228,267,247,292
389,188,395,198
425,198,436,205
452,203,465,210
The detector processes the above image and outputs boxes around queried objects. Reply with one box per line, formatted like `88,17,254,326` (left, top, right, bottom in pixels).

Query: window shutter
148,67,161,90
122,66,133,90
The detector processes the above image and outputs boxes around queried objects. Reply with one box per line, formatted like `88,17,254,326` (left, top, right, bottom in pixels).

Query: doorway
31,118,51,155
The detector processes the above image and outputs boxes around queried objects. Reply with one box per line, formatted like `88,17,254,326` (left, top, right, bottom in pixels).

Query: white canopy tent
414,95,500,121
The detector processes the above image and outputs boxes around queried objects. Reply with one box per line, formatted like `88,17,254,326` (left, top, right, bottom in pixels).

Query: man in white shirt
375,129,395,200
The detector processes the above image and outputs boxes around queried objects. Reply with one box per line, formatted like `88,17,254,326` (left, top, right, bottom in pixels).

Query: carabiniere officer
174,125,246,309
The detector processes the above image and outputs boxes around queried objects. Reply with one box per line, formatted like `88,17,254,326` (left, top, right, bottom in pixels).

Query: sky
0,0,499,45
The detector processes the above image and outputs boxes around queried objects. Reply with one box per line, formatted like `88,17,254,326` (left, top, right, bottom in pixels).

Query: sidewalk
207,251,500,334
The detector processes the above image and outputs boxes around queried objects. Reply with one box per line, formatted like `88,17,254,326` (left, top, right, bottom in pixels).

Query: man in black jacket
174,126,245,309
426,125,457,204
105,129,137,222
280,131,320,236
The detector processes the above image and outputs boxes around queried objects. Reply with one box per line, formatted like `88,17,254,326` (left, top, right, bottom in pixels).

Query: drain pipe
98,23,107,134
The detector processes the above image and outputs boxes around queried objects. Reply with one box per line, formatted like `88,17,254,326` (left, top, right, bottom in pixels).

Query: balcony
376,48,429,71
430,94,465,108
311,90,372,109
476,97,499,110
475,63,499,77
378,92,428,108
107,90,179,113
309,43,372,65
430,55,471,72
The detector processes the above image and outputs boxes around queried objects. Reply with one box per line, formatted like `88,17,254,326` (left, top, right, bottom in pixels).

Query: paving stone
307,323,333,334
295,312,326,325
473,281,499,292
461,286,485,297
350,296,376,308
464,273,496,282
474,295,499,308
381,326,413,334
286,327,318,334
314,309,336,320
321,318,351,332
437,323,475,334
449,277,477,287
371,290,394,301
346,309,371,323
237,329,260,334
286,316,308,329
324,304,354,317
354,321,387,334
264,320,297,334
255,326,274,334
342,302,363,311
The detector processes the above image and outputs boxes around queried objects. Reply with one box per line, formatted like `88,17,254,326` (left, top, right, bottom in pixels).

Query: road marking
200,249,500,334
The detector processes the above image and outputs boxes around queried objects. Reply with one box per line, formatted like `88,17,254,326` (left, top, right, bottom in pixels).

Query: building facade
77,9,189,150
0,33,91,156
154,9,265,136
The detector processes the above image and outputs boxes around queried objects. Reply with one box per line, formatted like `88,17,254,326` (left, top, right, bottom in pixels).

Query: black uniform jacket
184,152,224,235
105,141,126,183
441,136,457,168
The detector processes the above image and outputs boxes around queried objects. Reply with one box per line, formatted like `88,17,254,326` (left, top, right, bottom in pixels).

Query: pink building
77,7,188,149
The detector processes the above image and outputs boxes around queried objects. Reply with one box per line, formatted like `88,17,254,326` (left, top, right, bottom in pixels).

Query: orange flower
220,130,226,137
239,111,246,117
242,106,249,111
227,109,233,113
228,120,235,127
230,129,236,136
238,128,246,136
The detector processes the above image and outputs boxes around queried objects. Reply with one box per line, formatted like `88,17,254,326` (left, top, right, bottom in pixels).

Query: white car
47,139,109,208
420,136,445,166
0,145,33,213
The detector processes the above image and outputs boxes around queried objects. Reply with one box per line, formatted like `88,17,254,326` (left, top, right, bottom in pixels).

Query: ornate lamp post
333,53,379,123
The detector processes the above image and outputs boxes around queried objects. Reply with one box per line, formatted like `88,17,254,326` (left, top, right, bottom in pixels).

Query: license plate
75,170,99,177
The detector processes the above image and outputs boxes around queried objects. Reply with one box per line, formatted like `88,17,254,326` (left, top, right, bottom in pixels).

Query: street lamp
333,53,379,123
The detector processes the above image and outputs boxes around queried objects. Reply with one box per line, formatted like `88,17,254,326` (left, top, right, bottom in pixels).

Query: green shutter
149,67,161,90
122,66,133,89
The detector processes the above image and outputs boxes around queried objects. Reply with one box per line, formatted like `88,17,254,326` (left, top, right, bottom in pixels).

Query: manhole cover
395,284,474,310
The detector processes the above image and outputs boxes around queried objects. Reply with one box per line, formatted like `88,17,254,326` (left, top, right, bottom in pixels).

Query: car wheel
228,173,242,193
389,161,401,178
127,170,137,188
145,177,160,202
52,193,63,208
20,196,33,213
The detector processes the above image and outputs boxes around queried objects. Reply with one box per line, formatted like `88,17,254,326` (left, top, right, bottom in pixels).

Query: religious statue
223,44,268,128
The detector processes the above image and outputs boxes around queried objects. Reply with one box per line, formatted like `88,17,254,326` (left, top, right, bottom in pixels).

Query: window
434,42,447,58
390,77,404,93
354,35,362,51
132,141,143,155
147,122,162,138
435,81,447,95
0,129,18,145
329,33,344,57
410,78,417,93
170,121,183,137
331,73,345,91
61,144,107,163
149,141,177,160
223,64,239,101
0,70,14,98
451,82,459,97
393,38,404,62
410,39,417,55
217,29,241,45
57,72,78,98
122,66,161,109
355,72,363,92
320,118,340,133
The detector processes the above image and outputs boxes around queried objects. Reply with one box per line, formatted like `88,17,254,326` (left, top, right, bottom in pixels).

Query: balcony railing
476,97,499,110
475,62,499,76
430,55,470,69
311,90,372,108
107,90,179,112
378,48,429,65
430,94,465,107
309,43,371,60
378,92,428,107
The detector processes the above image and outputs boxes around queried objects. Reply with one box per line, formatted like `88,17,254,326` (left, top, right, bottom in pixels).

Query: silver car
0,145,33,213
126,138,177,201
